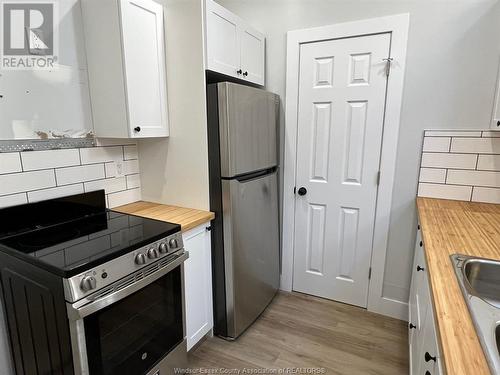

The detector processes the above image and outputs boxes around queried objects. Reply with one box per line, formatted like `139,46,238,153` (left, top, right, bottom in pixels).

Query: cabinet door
240,25,265,86
120,0,169,138
205,0,241,78
183,225,213,351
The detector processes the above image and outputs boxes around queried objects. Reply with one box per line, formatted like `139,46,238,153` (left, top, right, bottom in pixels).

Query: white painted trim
282,14,410,321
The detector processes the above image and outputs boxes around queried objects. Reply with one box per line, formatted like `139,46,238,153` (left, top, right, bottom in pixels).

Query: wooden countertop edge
416,197,495,375
113,201,215,233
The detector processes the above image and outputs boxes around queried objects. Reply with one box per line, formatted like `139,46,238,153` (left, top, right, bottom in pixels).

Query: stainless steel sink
451,255,500,374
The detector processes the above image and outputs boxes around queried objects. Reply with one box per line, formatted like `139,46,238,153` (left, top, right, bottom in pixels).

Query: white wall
138,0,210,210
217,0,500,305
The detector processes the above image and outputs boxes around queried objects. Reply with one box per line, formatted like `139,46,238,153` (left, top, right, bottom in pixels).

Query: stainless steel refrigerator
207,82,280,339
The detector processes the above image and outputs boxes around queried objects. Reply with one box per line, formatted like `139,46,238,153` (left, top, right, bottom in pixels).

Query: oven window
84,266,183,375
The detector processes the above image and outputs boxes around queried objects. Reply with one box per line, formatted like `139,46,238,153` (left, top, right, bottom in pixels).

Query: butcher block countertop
417,197,500,375
114,201,215,232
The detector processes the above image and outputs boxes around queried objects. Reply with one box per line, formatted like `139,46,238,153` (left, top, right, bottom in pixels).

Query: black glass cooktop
0,190,180,277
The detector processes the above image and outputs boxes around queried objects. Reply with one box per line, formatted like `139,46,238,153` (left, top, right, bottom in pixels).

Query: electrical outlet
115,160,124,177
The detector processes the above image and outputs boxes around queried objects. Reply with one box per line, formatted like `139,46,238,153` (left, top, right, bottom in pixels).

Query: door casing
282,14,410,320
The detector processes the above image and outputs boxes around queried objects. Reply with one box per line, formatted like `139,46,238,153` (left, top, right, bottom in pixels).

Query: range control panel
63,231,183,303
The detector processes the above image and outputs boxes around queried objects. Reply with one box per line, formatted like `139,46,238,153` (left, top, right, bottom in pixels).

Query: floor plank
188,292,408,374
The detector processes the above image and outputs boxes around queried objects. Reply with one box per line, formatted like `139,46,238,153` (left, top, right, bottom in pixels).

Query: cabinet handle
206,226,212,232
425,372,431,375
425,352,436,362
417,224,420,230
417,265,425,272
419,241,423,247
134,126,141,132
409,323,416,329
236,69,242,74
243,71,248,76
497,120,500,127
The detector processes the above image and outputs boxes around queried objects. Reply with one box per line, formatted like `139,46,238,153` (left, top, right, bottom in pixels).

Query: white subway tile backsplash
477,155,500,171
56,164,105,185
418,183,472,201
84,177,127,195
419,168,446,183
421,153,477,169
107,188,141,208
0,143,142,209
472,187,500,204
0,153,22,174
447,170,500,188
126,174,141,189
124,160,139,175
422,137,450,152
0,193,27,208
80,146,123,164
21,149,80,171
419,130,500,203
123,145,138,160
28,184,84,203
451,138,500,154
0,170,55,196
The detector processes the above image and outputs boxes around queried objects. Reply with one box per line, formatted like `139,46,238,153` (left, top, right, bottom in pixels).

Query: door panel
218,83,278,177
120,0,168,137
293,33,391,307
240,26,265,85
205,0,240,77
222,171,279,337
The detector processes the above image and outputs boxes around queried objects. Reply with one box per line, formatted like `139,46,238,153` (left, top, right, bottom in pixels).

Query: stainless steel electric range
0,190,188,375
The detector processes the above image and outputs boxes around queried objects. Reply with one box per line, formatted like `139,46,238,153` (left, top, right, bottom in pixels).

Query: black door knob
236,69,242,74
134,126,141,132
409,323,416,329
297,187,307,196
417,265,425,272
243,71,248,76
425,352,436,362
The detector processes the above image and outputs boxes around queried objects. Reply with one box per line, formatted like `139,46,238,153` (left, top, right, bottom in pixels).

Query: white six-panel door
292,33,391,307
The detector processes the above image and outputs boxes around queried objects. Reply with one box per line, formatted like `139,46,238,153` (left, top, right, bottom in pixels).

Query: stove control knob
147,248,159,259
80,276,97,292
169,238,179,249
159,242,168,254
135,253,147,265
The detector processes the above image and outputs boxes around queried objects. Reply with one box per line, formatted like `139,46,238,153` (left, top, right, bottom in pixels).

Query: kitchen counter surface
417,197,500,375
114,201,215,232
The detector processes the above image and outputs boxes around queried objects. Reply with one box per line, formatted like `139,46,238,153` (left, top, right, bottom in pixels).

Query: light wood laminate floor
188,292,408,374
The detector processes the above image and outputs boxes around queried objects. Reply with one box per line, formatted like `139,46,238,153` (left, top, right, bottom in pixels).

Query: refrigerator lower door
221,170,280,338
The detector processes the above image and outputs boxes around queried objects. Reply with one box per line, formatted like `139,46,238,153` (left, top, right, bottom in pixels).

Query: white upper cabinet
205,0,265,86
81,0,169,138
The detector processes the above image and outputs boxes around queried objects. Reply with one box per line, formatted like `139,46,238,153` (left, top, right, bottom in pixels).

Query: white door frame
282,14,410,320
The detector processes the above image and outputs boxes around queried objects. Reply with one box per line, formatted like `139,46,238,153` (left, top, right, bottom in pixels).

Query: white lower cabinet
409,224,444,375
183,223,213,351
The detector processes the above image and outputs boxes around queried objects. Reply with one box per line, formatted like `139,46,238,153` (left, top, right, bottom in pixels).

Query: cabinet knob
206,226,212,231
409,323,416,329
417,265,425,272
419,241,423,247
243,71,248,77
236,69,242,74
417,224,420,230
497,120,500,127
425,352,436,363
425,372,431,375
134,126,141,132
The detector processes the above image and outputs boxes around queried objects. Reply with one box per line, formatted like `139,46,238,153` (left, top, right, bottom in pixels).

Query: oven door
66,250,188,375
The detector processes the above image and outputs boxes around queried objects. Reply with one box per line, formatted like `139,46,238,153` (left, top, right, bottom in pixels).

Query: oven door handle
67,251,189,320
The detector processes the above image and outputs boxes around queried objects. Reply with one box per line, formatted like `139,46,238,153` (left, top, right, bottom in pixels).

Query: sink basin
451,254,500,374
464,259,500,309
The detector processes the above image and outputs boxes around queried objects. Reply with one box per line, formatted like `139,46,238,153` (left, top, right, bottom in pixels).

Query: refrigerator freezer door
218,82,278,178
221,170,280,338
